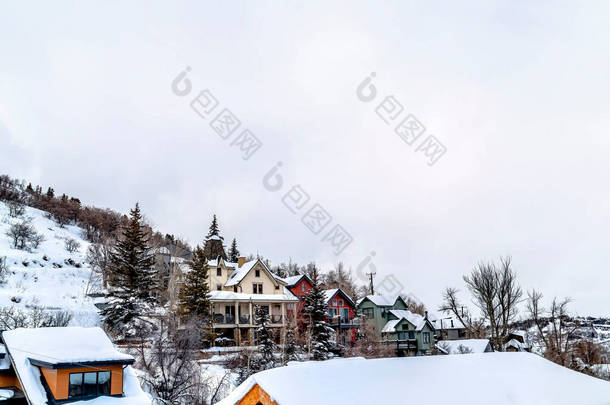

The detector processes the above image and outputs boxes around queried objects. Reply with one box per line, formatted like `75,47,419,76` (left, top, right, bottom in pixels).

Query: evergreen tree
206,214,222,240
228,238,240,262
255,305,276,367
46,187,54,199
25,183,34,194
101,203,157,338
283,321,299,364
304,266,334,360
178,245,213,343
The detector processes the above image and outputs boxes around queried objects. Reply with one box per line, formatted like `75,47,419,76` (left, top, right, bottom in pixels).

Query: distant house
436,339,493,354
428,312,467,340
323,289,358,345
357,294,408,336
0,327,150,404
380,310,436,356
503,331,530,352
215,353,610,405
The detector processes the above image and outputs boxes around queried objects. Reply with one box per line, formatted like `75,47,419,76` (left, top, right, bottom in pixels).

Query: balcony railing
270,315,283,324
238,315,250,324
329,317,360,328
214,314,235,324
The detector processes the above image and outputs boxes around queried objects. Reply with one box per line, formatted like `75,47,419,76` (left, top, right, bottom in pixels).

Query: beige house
207,256,297,346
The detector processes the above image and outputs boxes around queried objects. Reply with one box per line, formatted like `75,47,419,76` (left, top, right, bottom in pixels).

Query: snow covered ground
0,202,100,326
218,352,610,405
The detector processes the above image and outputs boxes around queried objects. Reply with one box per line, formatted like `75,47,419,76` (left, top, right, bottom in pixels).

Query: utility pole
366,271,376,295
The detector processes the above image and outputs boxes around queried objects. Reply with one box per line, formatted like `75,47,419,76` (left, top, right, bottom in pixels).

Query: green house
357,294,408,336
381,310,436,356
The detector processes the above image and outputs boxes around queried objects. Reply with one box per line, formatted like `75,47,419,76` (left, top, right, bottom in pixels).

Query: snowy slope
0,202,100,326
218,353,610,405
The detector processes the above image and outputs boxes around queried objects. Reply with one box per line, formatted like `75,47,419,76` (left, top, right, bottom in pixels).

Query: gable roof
387,310,433,331
217,353,610,405
322,289,356,308
282,274,312,288
2,327,150,405
358,294,406,308
428,312,466,330
225,258,280,287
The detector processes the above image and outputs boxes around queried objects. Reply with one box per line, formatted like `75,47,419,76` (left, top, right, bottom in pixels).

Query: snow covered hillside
0,201,100,326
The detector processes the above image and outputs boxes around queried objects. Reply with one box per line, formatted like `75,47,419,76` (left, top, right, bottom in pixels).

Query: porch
211,301,287,327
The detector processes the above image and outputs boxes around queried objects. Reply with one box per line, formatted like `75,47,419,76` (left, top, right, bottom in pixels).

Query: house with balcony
207,255,298,346
428,312,467,340
380,310,436,356
0,327,150,404
323,289,358,345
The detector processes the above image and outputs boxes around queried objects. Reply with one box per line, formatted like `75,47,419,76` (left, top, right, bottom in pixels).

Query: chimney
424,311,428,319
238,256,246,268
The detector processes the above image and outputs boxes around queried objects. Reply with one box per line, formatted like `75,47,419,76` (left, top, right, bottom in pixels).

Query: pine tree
101,203,157,338
228,238,240,262
206,214,222,240
178,245,213,343
283,321,299,364
255,305,276,368
46,187,54,199
25,183,34,194
304,266,334,360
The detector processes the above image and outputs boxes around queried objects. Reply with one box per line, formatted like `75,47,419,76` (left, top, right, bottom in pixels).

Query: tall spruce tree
206,214,222,240
228,238,240,262
255,305,276,368
178,245,213,343
101,203,157,338
304,266,334,360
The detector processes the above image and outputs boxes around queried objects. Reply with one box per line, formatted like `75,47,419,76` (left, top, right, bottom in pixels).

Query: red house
283,274,313,326
323,288,358,344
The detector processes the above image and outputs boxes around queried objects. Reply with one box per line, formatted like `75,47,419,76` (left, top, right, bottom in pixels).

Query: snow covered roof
358,294,403,307
282,274,310,287
436,339,492,354
504,338,528,351
388,310,431,331
0,344,9,370
217,353,610,405
225,259,276,287
381,319,400,333
428,312,466,330
3,327,134,367
209,291,298,302
2,327,150,405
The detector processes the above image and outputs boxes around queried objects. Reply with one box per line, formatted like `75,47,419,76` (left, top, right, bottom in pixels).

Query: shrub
7,200,25,218
0,257,7,285
64,237,81,253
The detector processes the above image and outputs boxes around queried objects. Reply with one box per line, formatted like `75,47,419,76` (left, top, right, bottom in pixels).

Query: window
423,332,430,343
255,269,261,277
216,284,222,291
233,286,238,292
402,324,409,331
332,299,337,306
301,282,306,292
408,331,415,339
217,267,222,276
275,285,279,290
253,283,263,294
69,371,112,399
362,308,374,319
329,308,337,317
338,299,344,306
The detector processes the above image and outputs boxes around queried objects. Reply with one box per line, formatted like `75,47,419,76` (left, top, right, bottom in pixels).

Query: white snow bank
217,353,610,405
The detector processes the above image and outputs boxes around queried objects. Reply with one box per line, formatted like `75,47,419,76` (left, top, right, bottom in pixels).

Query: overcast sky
1,1,609,316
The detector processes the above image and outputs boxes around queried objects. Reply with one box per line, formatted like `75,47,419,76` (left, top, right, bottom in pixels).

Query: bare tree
134,316,210,405
0,257,8,285
526,290,579,366
462,256,522,349
6,218,44,251
7,200,25,218
439,287,486,338
344,320,395,359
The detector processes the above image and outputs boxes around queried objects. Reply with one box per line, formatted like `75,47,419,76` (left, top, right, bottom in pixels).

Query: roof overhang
29,358,135,369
